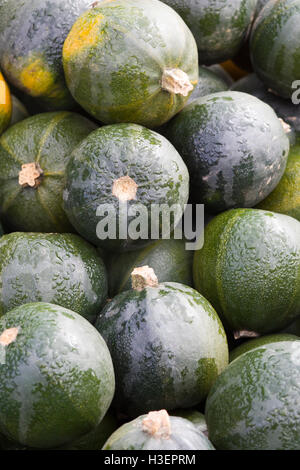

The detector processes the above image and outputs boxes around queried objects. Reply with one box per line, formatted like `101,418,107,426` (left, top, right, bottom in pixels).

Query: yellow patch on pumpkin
63,13,105,61
19,57,55,97
0,72,12,128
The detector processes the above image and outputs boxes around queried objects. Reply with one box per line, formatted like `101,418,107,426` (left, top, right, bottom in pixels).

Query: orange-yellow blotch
19,57,55,97
0,71,12,118
63,13,105,61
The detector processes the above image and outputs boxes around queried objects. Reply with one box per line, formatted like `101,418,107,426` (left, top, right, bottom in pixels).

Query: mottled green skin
231,73,300,133
0,302,115,449
95,282,228,417
166,92,289,213
63,0,198,128
250,0,300,98
107,238,193,297
193,209,300,334
161,0,257,65
171,410,208,435
63,124,189,251
257,142,300,221
58,410,117,450
10,95,29,126
186,67,228,105
103,415,214,450
0,232,108,323
0,112,96,233
206,340,300,450
230,333,298,362
0,0,92,110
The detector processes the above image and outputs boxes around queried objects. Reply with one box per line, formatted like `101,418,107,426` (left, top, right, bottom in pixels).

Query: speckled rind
206,340,300,450
0,302,115,449
95,282,228,417
229,333,298,362
0,232,108,322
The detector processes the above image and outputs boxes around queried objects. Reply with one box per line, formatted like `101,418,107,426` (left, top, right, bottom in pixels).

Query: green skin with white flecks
102,415,215,450
0,302,115,449
166,91,289,213
161,0,257,65
0,111,96,233
0,232,108,323
229,333,298,362
0,0,93,110
193,208,300,334
95,282,228,417
206,340,300,450
250,0,300,98
107,237,193,297
62,0,199,128
186,67,228,105
63,123,189,252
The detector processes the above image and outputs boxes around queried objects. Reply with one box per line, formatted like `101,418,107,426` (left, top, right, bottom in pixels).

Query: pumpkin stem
142,410,171,440
131,266,158,291
112,175,138,202
19,162,43,188
161,68,194,97
0,327,19,346
234,330,260,340
279,118,291,134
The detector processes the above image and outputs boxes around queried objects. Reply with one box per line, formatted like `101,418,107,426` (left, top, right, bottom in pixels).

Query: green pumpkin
0,232,107,323
206,340,300,450
166,91,289,213
63,124,189,252
257,141,300,221
62,0,198,128
10,95,29,126
0,302,115,449
250,0,300,98
103,410,215,450
193,208,300,334
107,238,193,297
0,111,96,233
186,67,228,105
0,0,93,110
161,0,257,65
171,410,208,436
95,267,228,417
229,333,298,362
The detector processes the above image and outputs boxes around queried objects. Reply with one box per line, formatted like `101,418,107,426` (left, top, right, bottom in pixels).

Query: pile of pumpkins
0,0,299,451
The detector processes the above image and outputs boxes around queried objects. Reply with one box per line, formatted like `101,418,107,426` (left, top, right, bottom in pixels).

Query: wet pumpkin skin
0,0,92,110
102,415,215,450
63,0,199,128
0,302,115,449
206,340,300,450
193,209,300,334
250,0,300,99
166,91,289,213
0,232,108,323
161,0,257,65
0,111,96,233
0,72,12,135
95,282,228,417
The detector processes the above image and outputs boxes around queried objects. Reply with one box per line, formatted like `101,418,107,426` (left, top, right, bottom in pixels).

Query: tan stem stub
112,175,138,202
161,68,194,97
19,162,43,188
131,266,158,291
0,327,19,346
234,330,260,340
279,118,291,134
142,410,171,440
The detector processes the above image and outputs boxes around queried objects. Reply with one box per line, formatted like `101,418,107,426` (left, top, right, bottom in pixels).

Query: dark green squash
0,0,93,110
0,232,108,323
62,0,198,128
10,95,29,126
107,238,193,297
63,124,189,252
95,266,228,417
102,410,214,450
0,302,115,449
0,111,96,233
229,333,298,362
250,0,300,98
206,340,300,450
0,222,3,237
166,91,289,213
193,208,300,334
161,0,257,65
186,67,228,105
